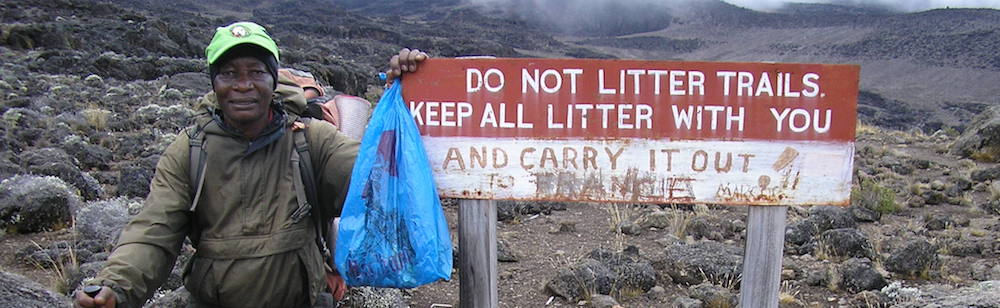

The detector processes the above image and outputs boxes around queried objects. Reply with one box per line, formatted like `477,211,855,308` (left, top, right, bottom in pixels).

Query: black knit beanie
209,43,279,89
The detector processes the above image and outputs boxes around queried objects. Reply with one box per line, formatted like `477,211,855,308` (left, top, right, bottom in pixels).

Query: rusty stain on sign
772,147,799,171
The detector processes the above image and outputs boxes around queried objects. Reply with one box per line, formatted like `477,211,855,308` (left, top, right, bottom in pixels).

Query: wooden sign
402,58,859,206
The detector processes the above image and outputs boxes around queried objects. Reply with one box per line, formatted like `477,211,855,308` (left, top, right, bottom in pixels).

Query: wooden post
738,205,788,308
458,199,498,308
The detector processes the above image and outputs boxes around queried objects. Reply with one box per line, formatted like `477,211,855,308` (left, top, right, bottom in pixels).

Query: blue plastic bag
335,78,453,288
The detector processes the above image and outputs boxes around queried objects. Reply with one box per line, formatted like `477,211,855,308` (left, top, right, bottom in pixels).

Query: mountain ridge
2,0,997,131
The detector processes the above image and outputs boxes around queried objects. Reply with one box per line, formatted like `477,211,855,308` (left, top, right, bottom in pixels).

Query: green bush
852,179,898,214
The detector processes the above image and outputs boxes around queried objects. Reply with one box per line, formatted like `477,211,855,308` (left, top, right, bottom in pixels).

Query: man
74,21,426,308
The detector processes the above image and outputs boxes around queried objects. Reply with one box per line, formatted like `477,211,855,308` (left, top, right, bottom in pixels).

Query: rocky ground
1,0,999,307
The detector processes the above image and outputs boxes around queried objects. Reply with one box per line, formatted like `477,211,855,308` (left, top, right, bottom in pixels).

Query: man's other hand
74,286,117,308
386,48,428,86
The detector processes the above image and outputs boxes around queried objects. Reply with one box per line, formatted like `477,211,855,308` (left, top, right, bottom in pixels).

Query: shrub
852,179,898,214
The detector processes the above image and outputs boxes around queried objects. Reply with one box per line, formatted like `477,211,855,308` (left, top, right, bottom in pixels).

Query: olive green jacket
90,83,359,308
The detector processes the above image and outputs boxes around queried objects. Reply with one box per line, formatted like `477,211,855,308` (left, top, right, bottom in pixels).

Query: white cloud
723,0,1000,12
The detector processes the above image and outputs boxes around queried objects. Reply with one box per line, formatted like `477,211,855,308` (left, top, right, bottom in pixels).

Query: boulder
165,72,211,95
894,281,1000,307
785,206,857,247
815,228,875,260
546,258,614,300
75,197,137,251
342,287,407,308
587,294,620,308
16,240,80,269
969,260,1000,281
0,271,70,307
66,261,105,294
60,137,113,171
672,297,703,308
586,247,657,294
496,237,519,262
546,247,656,301
617,221,642,235
20,147,102,200
3,108,48,148
116,163,154,198
924,214,965,231
637,209,672,229
835,258,887,292
0,151,22,180
946,239,991,257
496,200,567,222
983,200,1000,215
851,291,891,307
849,205,881,222
971,165,1000,182
688,283,737,308
885,239,940,278
686,215,737,241
0,175,82,233
146,287,190,308
653,241,742,286
950,104,1000,162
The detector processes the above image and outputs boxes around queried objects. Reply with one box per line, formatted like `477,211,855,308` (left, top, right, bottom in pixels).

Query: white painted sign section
424,137,853,205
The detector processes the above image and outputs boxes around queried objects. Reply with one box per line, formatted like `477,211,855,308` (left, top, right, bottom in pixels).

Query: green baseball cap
205,21,279,65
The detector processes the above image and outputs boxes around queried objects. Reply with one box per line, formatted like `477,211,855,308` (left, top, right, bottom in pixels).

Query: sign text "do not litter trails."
402,58,859,206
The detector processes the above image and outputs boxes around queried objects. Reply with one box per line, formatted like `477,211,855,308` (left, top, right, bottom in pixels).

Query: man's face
213,56,274,128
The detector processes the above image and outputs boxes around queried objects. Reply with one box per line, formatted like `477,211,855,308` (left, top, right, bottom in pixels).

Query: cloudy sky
724,0,1000,12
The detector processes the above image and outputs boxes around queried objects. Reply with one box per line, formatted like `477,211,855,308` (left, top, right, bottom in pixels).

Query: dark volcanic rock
146,287,191,308
545,247,656,300
924,214,962,231
885,239,940,278
946,239,993,257
637,209,671,229
67,261,105,294
20,147,102,200
0,175,81,233
971,165,1000,182
951,105,1000,162
586,247,657,294
688,283,737,308
0,271,70,307
496,237,519,262
75,197,135,251
588,294,620,308
653,241,743,286
3,107,47,148
983,200,1000,215
618,221,642,235
686,215,738,241
546,258,614,300
849,205,881,222
786,206,857,247
837,258,888,292
894,281,1000,307
116,161,155,198
16,240,79,269
60,137,113,171
496,200,567,222
816,228,875,260
165,72,211,94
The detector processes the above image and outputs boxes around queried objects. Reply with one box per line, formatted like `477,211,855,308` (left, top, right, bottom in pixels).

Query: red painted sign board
402,58,859,205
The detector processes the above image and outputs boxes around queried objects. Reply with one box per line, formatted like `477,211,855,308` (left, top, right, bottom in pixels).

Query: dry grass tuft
81,108,111,130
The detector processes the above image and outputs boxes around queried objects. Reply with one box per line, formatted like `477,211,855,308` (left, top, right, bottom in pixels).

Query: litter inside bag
335,79,453,288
